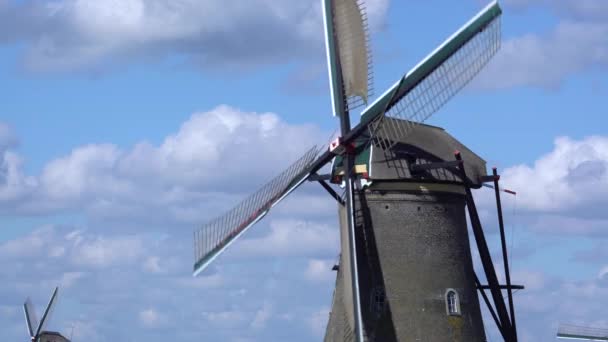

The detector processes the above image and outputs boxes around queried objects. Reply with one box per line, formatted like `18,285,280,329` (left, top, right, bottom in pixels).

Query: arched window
445,289,461,316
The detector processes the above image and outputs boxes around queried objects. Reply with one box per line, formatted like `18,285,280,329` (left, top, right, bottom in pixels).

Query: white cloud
1,105,325,227
235,219,339,258
71,234,145,268
477,20,608,89
143,256,163,273
474,0,608,90
0,122,17,151
599,265,608,284
482,266,608,340
512,270,546,291
174,274,224,289
0,305,18,318
309,306,330,337
504,0,608,20
250,302,273,330
64,321,100,342
0,225,55,257
40,144,124,202
139,308,167,328
0,0,390,73
203,309,247,327
528,215,608,237
499,136,608,215
469,136,608,237
0,226,148,268
0,149,37,204
60,271,85,288
304,259,335,283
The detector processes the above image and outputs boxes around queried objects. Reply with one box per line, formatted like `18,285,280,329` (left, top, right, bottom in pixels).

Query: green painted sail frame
358,0,501,126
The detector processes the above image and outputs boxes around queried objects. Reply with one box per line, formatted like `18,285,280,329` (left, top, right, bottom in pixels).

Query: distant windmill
557,323,608,341
193,0,522,341
23,287,71,342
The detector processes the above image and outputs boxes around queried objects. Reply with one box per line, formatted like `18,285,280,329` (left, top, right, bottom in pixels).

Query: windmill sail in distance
193,1,516,341
23,287,71,342
557,323,608,341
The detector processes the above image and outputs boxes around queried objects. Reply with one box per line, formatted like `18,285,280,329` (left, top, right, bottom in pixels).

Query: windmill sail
324,0,373,116
363,0,501,148
323,1,371,341
558,323,608,341
36,286,59,337
23,297,38,338
193,146,321,276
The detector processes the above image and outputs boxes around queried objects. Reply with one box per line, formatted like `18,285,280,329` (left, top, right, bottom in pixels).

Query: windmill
23,287,71,342
193,0,521,341
557,323,608,341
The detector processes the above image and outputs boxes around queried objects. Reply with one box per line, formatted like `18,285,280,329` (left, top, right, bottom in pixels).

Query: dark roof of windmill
39,331,71,342
333,118,487,186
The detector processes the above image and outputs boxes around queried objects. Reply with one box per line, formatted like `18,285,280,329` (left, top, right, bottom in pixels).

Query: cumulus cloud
481,266,608,341
477,21,608,89
0,107,340,341
1,222,320,341
309,306,330,337
475,0,608,89
468,136,608,237
0,0,390,73
499,136,608,216
0,106,326,228
573,242,608,264
0,123,17,151
504,0,608,20
0,225,148,268
235,219,339,258
139,308,167,328
599,265,608,285
0,137,36,204
174,274,224,289
71,234,146,268
203,309,247,328
143,256,164,274
304,258,335,283
250,302,273,330
528,215,608,237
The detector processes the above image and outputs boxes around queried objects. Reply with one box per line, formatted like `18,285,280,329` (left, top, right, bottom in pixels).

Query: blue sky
1,0,607,341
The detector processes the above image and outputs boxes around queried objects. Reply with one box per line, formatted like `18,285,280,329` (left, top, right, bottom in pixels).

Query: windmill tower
23,287,71,342
193,1,521,341
557,323,608,341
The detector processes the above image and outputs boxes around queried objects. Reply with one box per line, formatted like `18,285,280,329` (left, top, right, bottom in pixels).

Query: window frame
445,288,461,316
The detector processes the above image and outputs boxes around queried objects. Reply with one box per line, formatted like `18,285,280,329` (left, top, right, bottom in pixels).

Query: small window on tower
445,289,461,316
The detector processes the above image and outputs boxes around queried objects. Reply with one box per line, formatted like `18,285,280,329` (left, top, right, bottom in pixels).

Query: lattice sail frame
193,146,321,275
558,324,608,341
365,1,501,149
333,0,375,111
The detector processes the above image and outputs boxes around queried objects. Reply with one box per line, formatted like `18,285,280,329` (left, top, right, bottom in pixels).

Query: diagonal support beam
455,152,514,341
475,272,505,340
317,179,345,206
492,167,518,341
